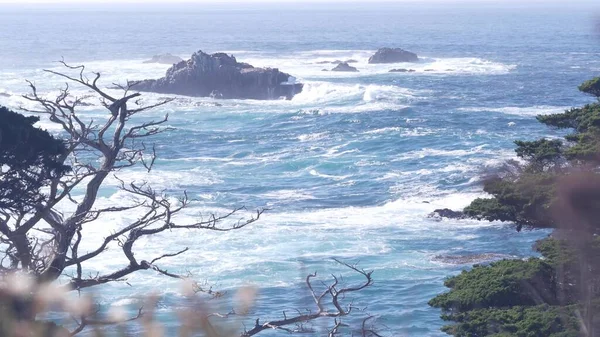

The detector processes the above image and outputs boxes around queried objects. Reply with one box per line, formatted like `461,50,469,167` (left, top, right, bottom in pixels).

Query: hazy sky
0,0,597,8
0,0,588,3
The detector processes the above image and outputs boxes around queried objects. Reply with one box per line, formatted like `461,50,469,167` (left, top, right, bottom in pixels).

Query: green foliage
431,78,600,336
537,103,600,161
429,259,557,312
464,174,556,229
578,77,600,98
537,103,600,133
430,236,600,336
535,236,600,303
464,98,600,230
0,106,69,211
464,197,517,222
514,139,563,172
440,304,582,337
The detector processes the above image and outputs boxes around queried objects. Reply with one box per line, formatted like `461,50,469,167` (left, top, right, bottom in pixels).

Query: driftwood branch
69,307,144,336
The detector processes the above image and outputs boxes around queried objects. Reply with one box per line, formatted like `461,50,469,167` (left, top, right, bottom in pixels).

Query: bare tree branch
241,259,374,337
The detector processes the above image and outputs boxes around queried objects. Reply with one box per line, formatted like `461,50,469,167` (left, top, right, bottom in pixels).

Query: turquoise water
1,1,600,335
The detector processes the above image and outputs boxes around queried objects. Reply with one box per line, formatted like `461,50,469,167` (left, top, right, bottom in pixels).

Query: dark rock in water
346,59,358,63
0,92,10,98
316,60,331,64
433,253,510,265
143,53,184,65
428,208,466,219
134,50,303,100
368,48,419,64
331,62,359,72
322,69,329,72
445,69,455,72
193,101,222,107
424,69,435,72
389,68,416,73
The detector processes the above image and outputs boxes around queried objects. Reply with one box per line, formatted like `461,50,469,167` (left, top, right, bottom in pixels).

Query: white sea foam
297,132,328,142
1,51,534,296
0,51,513,119
55,172,511,296
1,51,512,120
233,50,515,77
394,145,494,160
309,169,352,181
364,126,437,137
104,167,223,190
258,189,317,201
458,105,571,116
292,81,417,104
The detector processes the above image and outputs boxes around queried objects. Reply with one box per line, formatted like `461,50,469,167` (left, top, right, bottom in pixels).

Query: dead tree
0,61,261,312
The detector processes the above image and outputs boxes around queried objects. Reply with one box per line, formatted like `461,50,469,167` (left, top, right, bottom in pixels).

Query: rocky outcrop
368,48,419,64
428,208,467,220
389,69,416,73
331,62,359,72
143,53,184,65
134,50,303,100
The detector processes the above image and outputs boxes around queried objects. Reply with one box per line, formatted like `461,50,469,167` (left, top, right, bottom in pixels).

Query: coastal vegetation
430,78,600,336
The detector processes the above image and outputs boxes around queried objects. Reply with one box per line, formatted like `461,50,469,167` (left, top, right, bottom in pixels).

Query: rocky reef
428,208,467,220
389,68,416,73
142,53,184,65
331,62,359,72
134,50,303,100
369,48,419,64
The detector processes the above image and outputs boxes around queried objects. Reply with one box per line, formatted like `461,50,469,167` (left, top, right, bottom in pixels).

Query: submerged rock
433,253,510,265
134,50,303,100
143,53,184,65
428,208,466,219
368,48,419,64
389,68,416,73
331,62,359,72
317,59,359,65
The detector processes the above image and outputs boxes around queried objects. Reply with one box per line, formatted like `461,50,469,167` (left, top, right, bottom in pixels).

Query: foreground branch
241,259,374,336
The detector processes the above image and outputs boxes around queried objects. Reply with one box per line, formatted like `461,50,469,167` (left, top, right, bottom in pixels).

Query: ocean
1,1,599,335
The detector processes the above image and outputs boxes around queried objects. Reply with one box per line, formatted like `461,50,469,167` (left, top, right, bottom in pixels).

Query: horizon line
0,0,597,3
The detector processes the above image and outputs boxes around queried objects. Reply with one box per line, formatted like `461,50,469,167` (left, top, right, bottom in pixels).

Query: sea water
1,1,599,335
